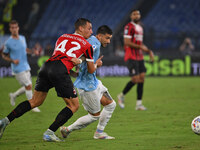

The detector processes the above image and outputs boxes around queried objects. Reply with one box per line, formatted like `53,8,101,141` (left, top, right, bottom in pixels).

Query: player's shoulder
87,35,97,43
87,35,100,45
61,33,90,43
126,22,136,28
5,36,13,45
19,35,25,40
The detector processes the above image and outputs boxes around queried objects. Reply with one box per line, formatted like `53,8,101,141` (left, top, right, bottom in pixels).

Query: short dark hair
9,20,18,26
74,18,91,30
96,25,112,35
131,9,140,13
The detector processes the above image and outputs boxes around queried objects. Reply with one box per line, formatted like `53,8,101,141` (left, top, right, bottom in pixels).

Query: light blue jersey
74,35,101,91
3,35,30,74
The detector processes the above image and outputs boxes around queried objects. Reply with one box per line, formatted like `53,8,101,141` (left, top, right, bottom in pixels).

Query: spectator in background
179,37,195,55
32,42,43,56
44,43,53,56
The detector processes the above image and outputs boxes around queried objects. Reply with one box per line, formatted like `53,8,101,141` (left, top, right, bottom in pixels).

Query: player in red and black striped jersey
0,18,103,142
118,10,154,110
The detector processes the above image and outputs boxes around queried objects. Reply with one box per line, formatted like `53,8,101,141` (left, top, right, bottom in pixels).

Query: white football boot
43,129,63,142
117,93,125,109
60,126,70,138
135,104,147,110
32,107,41,112
93,132,115,139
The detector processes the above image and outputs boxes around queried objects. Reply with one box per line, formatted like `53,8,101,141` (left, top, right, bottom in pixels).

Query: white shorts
77,80,112,114
15,70,32,87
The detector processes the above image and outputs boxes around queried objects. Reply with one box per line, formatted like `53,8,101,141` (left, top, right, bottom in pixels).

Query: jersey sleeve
84,46,94,62
124,24,134,39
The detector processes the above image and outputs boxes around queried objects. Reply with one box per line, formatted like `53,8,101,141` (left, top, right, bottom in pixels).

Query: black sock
49,107,73,132
7,100,31,122
137,83,144,100
122,81,135,95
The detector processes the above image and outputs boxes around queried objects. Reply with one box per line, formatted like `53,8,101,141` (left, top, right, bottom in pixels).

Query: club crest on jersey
73,88,77,95
92,45,96,50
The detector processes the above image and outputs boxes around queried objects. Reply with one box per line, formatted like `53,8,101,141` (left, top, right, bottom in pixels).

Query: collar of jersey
131,21,137,26
74,32,83,37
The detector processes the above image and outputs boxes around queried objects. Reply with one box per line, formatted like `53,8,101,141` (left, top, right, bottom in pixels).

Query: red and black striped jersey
123,21,144,61
48,33,93,73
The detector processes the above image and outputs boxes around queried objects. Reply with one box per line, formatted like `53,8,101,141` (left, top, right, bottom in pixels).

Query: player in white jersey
60,25,116,139
2,20,40,112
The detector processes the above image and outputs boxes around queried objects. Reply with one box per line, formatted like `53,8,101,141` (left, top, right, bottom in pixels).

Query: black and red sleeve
84,46,94,62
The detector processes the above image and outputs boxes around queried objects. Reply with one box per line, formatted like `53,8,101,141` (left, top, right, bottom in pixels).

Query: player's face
82,22,93,39
130,10,141,23
98,33,112,47
9,24,19,36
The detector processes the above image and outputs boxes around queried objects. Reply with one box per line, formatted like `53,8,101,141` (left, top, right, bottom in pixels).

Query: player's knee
29,99,40,108
104,100,116,111
70,103,79,113
25,84,32,90
131,77,139,83
74,103,80,112
89,113,100,121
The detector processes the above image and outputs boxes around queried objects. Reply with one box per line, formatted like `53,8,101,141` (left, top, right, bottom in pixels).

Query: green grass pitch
0,76,200,150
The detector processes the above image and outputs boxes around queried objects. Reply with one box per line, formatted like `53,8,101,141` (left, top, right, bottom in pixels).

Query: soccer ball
191,116,200,134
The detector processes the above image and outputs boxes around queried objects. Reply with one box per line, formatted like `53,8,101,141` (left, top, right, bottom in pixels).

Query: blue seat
31,0,138,42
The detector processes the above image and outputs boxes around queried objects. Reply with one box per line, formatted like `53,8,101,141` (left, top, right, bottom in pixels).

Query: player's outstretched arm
86,56,103,74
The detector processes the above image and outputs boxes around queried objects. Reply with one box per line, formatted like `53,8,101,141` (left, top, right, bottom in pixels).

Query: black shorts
35,60,77,98
126,60,146,76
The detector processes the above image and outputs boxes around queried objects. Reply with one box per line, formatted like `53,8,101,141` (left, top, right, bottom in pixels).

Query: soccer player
2,20,40,112
0,18,102,142
60,25,116,139
117,10,154,110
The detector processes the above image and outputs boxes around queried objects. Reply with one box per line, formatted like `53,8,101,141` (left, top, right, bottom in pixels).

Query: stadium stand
30,0,138,47
1,0,199,56
142,0,200,51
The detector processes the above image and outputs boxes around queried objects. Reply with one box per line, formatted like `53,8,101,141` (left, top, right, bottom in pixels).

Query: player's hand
140,45,148,51
96,55,104,67
71,57,82,65
149,50,154,62
79,55,86,62
13,59,19,64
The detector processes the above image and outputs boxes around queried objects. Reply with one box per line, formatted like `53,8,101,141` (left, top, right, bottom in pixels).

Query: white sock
25,90,33,100
47,129,54,133
136,100,142,106
13,86,25,97
68,114,99,132
5,117,10,125
97,101,116,131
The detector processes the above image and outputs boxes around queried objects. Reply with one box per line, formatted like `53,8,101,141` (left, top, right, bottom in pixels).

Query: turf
0,76,200,150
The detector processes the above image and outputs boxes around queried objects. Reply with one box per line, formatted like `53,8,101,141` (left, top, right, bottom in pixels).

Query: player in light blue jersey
2,20,40,112
60,25,116,139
